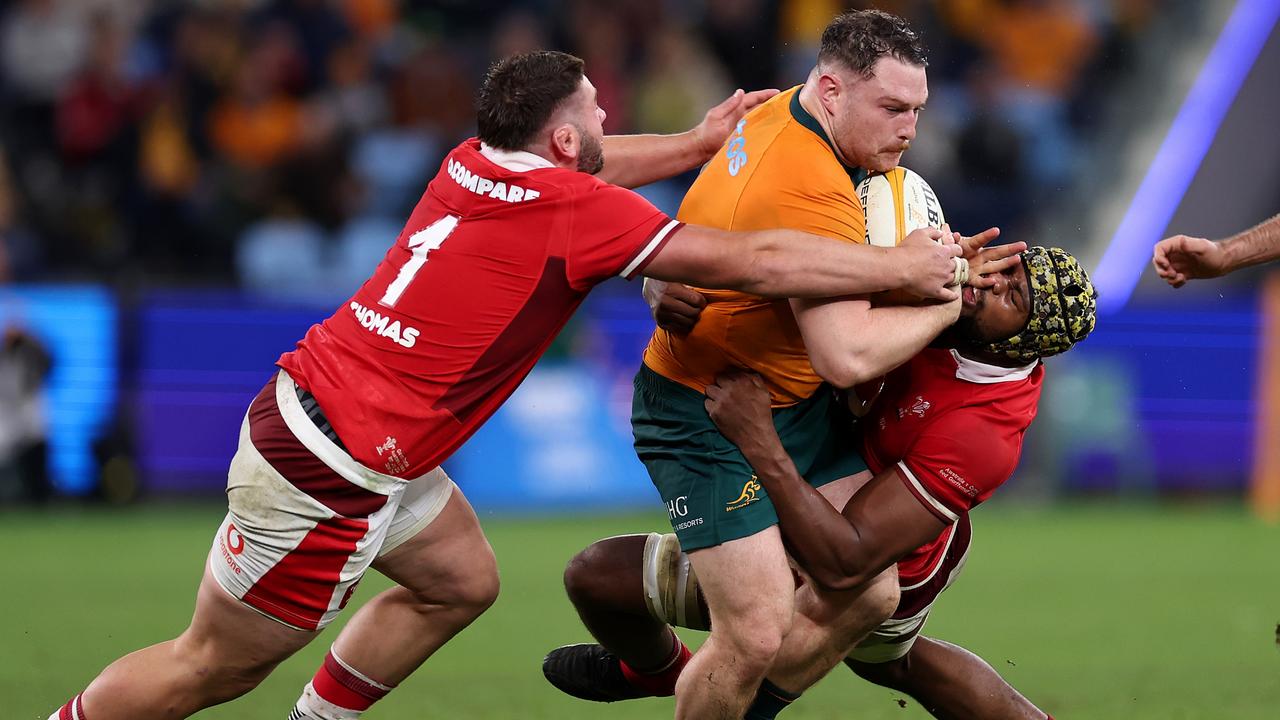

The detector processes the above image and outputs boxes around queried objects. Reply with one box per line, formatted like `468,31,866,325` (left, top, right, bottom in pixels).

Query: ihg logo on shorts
668,495,704,532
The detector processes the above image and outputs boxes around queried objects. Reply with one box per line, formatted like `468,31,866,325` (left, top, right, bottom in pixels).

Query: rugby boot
542,643,655,702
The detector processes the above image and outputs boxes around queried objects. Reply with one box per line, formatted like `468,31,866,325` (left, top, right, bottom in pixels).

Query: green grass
3,502,1277,718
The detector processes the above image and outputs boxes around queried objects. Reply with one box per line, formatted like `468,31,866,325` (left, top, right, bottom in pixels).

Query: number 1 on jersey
380,215,459,307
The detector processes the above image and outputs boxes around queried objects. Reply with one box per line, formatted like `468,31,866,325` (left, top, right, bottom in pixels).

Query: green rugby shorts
632,363,867,551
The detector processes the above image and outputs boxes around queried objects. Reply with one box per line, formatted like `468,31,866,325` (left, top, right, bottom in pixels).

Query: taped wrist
952,256,969,286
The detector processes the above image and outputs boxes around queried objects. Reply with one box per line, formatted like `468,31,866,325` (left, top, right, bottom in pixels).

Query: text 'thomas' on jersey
278,139,681,478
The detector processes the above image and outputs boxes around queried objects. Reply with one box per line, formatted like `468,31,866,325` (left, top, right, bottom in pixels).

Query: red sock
618,632,692,697
310,650,393,712
55,693,87,720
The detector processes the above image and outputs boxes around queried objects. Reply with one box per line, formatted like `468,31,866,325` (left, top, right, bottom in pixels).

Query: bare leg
848,636,1050,720
327,489,500,684
675,527,795,720
79,563,317,719
758,471,896,694
562,534,676,669
765,566,899,692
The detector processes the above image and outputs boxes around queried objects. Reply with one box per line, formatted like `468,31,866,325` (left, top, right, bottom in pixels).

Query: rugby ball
856,167,945,247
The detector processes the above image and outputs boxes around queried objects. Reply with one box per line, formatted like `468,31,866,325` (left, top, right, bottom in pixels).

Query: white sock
287,682,363,720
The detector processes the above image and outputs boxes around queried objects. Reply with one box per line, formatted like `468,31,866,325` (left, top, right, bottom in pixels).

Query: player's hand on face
1152,235,1226,287
705,372,774,448
962,228,1027,289
692,88,781,158
644,279,707,334
899,227,962,302
955,226,1003,259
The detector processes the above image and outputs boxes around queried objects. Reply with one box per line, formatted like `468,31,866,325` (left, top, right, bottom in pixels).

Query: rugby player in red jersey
543,247,1096,719
46,50,972,720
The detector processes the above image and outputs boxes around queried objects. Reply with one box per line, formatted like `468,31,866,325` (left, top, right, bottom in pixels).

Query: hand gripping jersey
643,87,868,407
278,139,680,478
861,347,1042,613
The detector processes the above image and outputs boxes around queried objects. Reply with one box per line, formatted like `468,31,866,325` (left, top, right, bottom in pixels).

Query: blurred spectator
209,24,306,171
342,0,398,42
1,0,88,106
566,2,633,134
491,9,549,61
700,0,780,91
57,11,138,164
632,27,732,136
257,0,352,92
389,39,473,142
311,38,389,139
332,214,402,297
349,123,439,220
235,195,328,301
0,327,53,503
0,1,1154,287
975,0,1099,187
138,81,200,199
0,145,41,280
945,61,1031,238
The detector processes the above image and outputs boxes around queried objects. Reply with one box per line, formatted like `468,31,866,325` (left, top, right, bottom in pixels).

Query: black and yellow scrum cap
984,246,1097,363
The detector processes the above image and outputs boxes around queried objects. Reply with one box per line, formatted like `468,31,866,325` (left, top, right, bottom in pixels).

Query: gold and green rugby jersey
644,86,869,406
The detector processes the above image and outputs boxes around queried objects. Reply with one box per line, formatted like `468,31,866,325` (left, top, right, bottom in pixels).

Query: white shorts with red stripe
209,371,454,631
848,517,972,664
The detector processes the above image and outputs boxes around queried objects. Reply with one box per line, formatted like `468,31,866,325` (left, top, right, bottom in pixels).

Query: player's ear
549,123,579,165
816,69,844,114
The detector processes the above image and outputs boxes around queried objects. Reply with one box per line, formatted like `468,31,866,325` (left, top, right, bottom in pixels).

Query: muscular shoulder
748,121,858,197
680,98,864,242
743,127,864,241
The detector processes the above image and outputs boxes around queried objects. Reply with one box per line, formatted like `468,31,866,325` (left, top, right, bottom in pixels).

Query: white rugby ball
856,167,945,247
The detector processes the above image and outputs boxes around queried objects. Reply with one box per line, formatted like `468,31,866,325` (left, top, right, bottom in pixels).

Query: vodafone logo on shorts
218,521,246,575
226,523,245,555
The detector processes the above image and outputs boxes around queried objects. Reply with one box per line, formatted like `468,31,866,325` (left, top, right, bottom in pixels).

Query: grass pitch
3,502,1277,718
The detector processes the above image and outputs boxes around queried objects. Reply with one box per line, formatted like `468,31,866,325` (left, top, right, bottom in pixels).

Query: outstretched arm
643,224,963,302
1153,213,1280,287
644,228,1021,343
704,374,946,592
599,89,779,189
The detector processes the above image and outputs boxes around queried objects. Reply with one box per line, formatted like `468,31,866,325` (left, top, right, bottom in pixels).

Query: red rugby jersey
278,138,681,478
861,347,1042,586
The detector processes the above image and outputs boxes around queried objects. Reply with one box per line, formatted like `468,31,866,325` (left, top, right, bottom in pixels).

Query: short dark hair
818,10,927,78
476,50,585,151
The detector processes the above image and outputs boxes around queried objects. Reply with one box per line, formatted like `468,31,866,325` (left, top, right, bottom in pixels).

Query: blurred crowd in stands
0,0,1158,298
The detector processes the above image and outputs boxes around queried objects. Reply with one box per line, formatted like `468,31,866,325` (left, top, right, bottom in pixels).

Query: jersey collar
950,349,1038,384
479,142,556,172
788,89,867,186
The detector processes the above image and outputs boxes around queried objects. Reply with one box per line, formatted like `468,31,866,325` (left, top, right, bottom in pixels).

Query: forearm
741,231,911,298
843,302,958,382
599,133,708,189
641,225,954,298
800,300,958,388
1223,213,1280,272
738,438,876,589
